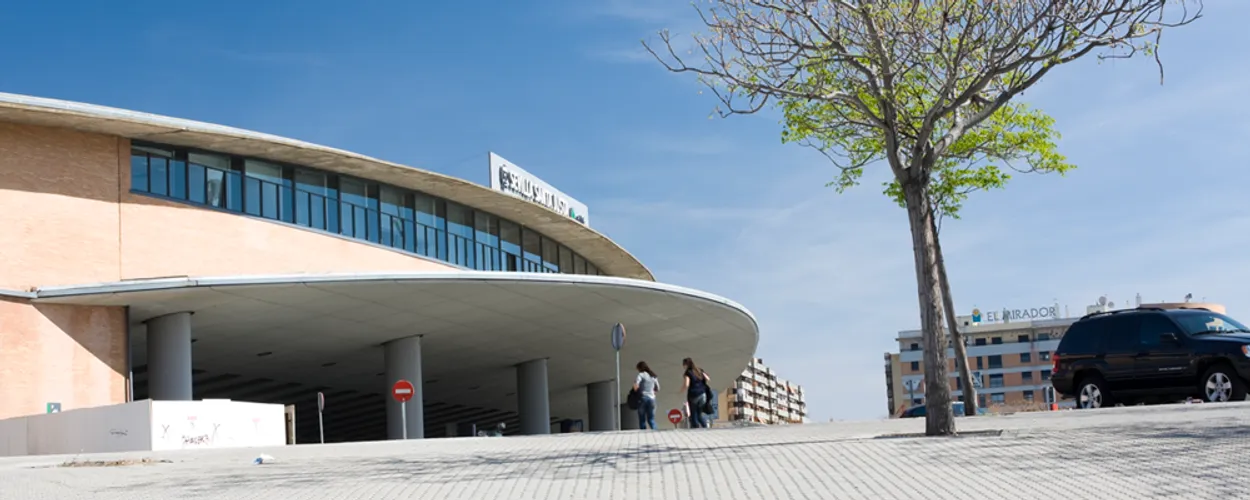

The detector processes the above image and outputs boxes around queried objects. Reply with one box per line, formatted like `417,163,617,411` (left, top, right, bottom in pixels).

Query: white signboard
488,152,590,226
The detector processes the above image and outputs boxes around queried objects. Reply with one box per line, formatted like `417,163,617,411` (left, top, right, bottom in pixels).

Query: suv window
1138,314,1180,349
1169,310,1250,336
1058,321,1100,353
1102,315,1141,353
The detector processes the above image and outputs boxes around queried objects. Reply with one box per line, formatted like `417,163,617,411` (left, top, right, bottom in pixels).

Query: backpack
626,388,642,410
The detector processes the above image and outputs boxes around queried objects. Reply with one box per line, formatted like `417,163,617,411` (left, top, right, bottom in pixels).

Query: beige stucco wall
0,298,127,420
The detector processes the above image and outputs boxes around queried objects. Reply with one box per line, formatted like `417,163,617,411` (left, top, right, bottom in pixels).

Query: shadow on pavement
883,419,1250,499
107,435,859,495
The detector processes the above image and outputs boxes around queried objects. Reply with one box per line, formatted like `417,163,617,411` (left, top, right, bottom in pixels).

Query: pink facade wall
0,298,127,420
0,123,458,419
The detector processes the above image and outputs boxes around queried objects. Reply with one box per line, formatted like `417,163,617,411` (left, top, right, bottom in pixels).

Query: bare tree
647,0,1200,435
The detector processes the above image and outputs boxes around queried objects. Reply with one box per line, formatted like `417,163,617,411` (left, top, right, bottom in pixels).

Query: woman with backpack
681,357,713,429
632,361,660,429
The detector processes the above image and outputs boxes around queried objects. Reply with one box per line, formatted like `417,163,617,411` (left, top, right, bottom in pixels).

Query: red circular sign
667,409,683,424
392,380,415,403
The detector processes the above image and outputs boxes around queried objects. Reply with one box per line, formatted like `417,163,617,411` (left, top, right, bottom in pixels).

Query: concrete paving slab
2,402,1246,499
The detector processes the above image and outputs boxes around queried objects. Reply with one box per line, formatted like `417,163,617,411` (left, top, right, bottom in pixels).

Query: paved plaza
3,402,1248,499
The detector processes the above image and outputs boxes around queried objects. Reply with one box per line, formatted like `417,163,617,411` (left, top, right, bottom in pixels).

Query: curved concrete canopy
0,92,653,281
33,272,757,430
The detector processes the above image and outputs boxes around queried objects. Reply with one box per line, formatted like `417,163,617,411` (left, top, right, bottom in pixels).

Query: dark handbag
626,388,642,410
701,377,715,414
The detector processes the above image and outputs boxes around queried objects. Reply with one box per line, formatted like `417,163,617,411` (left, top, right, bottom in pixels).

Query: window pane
244,177,263,216
988,355,1002,369
414,193,445,258
149,157,169,196
225,170,243,211
188,163,206,203
169,160,187,199
340,177,369,239
522,227,542,265
294,169,330,229
587,263,599,275
380,186,407,248
559,246,574,274
295,169,328,195
541,236,559,271
446,203,474,267
475,212,499,270
573,254,586,274
500,219,521,271
189,152,229,170
245,159,284,183
130,154,148,192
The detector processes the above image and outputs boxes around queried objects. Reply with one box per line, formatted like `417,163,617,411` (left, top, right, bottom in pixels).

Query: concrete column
586,380,615,432
384,335,424,440
516,358,551,435
145,312,193,401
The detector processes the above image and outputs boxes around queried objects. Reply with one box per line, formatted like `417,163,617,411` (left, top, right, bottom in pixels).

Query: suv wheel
1077,375,1112,409
1201,364,1248,403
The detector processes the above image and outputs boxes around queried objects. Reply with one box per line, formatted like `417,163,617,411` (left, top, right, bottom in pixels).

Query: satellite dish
1108,301,1116,308
1098,296,1107,306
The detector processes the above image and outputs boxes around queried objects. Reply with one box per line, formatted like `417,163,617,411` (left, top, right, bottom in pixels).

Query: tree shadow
880,420,1250,499
107,435,863,496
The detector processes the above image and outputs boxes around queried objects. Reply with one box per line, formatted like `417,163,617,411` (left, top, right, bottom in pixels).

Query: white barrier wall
0,399,286,457
149,400,286,452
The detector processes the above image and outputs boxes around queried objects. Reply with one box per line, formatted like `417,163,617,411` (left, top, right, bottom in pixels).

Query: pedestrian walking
681,357,713,429
633,361,660,429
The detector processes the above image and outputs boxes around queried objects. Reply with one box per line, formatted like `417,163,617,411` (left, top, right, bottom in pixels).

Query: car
1051,306,1250,409
900,401,988,418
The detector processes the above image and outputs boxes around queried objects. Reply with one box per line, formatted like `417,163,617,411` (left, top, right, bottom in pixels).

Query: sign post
667,409,683,429
316,391,326,444
392,379,415,440
611,323,627,431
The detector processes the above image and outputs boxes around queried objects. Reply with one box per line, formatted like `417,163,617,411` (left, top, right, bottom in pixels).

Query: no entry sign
392,379,415,403
667,409,683,425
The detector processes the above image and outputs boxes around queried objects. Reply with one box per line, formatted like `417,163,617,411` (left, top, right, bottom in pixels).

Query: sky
2,1,1247,422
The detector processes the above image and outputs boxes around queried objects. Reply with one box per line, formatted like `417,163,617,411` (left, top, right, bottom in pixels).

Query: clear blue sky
3,1,1247,421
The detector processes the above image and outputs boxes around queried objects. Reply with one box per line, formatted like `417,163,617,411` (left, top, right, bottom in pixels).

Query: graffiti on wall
149,402,285,451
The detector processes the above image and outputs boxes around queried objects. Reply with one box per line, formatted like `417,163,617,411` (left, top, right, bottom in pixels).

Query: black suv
1052,307,1250,408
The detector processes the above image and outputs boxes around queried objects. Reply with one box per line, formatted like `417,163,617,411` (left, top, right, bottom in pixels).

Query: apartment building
719,358,808,425
883,299,1224,416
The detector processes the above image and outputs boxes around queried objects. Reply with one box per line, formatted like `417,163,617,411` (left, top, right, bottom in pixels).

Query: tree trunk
901,180,956,436
932,218,978,416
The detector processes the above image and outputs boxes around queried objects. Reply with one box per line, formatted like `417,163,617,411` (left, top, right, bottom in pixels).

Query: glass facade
129,141,608,276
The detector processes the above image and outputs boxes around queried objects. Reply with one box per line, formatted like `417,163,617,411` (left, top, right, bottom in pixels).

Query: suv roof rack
1079,306,1165,321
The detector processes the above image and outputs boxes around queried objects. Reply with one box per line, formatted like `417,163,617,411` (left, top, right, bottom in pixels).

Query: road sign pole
615,350,621,431
317,391,326,444
610,323,626,432
401,401,408,440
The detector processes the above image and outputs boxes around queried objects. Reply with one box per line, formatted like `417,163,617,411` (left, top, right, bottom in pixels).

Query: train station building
0,92,758,444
